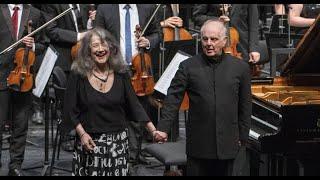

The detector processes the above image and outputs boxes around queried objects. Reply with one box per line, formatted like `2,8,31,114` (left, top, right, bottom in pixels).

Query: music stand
162,39,197,70
270,15,289,34
22,76,52,176
265,32,303,76
22,46,58,176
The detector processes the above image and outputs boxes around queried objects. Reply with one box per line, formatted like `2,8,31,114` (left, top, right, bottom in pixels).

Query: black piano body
248,15,320,176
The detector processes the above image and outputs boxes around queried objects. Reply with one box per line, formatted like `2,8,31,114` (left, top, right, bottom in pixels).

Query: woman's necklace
92,70,109,91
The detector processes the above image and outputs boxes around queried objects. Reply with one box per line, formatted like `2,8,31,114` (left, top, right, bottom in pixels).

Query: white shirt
69,4,81,33
119,4,139,65
8,4,35,51
8,4,23,40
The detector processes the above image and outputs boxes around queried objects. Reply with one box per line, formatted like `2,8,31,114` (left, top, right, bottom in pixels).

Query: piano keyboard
249,129,261,140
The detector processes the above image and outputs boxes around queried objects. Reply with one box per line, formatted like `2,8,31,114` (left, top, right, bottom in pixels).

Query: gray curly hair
71,27,126,77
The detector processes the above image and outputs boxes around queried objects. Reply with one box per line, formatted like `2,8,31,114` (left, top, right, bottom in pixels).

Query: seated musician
288,4,320,34
95,4,161,164
0,4,46,176
154,19,252,176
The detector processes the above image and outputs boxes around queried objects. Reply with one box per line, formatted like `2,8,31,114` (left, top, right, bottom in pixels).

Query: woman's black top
62,71,150,134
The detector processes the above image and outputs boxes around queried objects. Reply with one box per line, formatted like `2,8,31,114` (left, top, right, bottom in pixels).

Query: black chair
143,112,187,176
49,66,72,175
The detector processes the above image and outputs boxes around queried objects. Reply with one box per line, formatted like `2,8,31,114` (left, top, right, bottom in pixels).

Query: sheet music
32,46,58,98
154,51,191,95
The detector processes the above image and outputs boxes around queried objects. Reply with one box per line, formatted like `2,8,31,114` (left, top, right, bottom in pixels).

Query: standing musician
41,4,96,74
95,4,161,164
193,4,261,65
0,4,46,176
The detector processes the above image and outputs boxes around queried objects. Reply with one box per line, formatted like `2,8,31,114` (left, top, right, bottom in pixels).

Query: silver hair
200,19,228,38
71,28,126,77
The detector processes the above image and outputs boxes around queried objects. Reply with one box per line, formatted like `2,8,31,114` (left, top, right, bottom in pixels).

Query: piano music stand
161,39,197,72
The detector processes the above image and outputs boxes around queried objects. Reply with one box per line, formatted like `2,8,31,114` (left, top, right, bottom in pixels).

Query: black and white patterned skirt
72,129,129,176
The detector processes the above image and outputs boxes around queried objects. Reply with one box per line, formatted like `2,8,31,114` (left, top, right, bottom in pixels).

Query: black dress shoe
8,168,24,176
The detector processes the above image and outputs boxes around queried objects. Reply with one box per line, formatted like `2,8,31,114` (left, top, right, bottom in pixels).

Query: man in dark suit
41,4,95,73
155,19,252,176
193,4,260,64
0,4,46,176
95,4,161,164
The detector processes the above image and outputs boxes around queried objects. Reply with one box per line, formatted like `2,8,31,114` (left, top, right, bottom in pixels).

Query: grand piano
248,15,320,176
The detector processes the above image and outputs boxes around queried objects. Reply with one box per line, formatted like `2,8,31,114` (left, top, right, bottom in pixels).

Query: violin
71,41,80,61
220,4,242,59
130,25,155,96
7,20,35,92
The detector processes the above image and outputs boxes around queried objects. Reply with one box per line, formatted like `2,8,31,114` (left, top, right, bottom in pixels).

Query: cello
131,25,155,96
162,4,191,111
220,4,242,59
7,20,35,92
220,4,261,77
163,4,192,42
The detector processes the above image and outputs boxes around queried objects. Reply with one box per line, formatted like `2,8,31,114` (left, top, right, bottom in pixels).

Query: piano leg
297,159,304,176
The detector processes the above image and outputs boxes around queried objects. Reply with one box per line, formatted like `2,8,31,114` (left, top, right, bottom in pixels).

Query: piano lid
281,14,320,76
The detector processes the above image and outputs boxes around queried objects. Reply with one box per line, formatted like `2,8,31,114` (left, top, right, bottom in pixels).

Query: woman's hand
80,132,96,152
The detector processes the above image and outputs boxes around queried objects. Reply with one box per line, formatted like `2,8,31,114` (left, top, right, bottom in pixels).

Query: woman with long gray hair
62,28,163,176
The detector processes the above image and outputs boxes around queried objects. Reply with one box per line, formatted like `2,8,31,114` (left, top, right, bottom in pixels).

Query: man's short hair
200,19,227,38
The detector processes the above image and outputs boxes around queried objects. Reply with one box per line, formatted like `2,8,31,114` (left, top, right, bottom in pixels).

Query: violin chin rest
8,84,20,91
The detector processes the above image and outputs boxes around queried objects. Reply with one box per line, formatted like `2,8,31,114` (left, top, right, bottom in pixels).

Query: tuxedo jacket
42,4,90,72
193,4,260,61
0,4,46,90
95,4,160,51
157,53,252,159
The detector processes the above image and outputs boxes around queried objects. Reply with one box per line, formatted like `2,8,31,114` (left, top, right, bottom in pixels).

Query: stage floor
0,120,168,176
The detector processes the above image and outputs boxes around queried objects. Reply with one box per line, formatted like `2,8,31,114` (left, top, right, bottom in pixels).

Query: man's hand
219,15,230,23
89,10,96,21
162,16,183,28
136,36,150,48
22,36,34,49
249,51,261,64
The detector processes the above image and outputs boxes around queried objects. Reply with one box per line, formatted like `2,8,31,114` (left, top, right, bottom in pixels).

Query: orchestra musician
154,19,252,176
288,4,320,34
95,4,161,164
0,4,46,176
62,28,163,176
41,4,96,74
